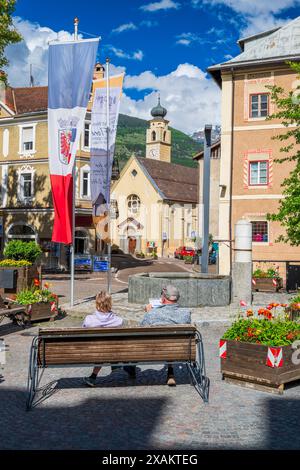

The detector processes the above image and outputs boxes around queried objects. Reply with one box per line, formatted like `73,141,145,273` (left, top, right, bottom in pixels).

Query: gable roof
136,157,198,203
208,16,300,86
229,16,300,64
2,86,48,115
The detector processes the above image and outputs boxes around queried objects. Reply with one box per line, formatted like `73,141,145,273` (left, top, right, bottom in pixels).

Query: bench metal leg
187,331,210,403
26,336,40,411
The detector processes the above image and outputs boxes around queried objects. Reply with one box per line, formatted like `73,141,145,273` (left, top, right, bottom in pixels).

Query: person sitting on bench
141,284,191,386
83,291,134,387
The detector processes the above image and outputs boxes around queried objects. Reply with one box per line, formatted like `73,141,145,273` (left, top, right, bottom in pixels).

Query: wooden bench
0,295,26,326
26,325,209,410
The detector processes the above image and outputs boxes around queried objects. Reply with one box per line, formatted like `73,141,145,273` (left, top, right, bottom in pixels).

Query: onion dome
151,95,167,119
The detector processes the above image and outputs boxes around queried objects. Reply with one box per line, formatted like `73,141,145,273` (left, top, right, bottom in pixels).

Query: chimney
93,62,105,80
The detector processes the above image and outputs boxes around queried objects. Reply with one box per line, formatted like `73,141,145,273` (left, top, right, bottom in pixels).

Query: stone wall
128,272,231,307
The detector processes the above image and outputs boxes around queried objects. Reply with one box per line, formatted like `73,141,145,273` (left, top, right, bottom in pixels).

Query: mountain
115,114,201,169
191,125,221,144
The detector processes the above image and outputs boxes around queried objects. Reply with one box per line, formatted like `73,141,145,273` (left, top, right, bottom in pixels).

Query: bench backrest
37,325,197,366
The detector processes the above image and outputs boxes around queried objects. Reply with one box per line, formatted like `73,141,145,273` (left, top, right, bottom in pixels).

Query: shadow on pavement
265,397,300,449
0,387,167,450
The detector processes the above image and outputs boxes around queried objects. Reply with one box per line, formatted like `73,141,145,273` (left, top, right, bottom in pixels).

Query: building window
163,131,167,141
21,126,34,152
249,161,268,185
19,170,34,202
82,171,89,197
250,93,269,118
131,169,137,177
251,221,268,243
80,166,90,199
84,122,90,148
7,224,36,242
151,131,156,141
75,230,88,254
127,194,141,214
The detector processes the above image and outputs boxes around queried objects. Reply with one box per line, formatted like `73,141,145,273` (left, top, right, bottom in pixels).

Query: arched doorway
128,237,136,254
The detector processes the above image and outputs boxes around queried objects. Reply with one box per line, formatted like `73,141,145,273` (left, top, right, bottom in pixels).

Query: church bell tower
146,96,171,162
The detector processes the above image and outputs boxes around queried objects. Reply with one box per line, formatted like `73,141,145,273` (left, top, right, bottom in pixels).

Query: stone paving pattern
0,291,300,449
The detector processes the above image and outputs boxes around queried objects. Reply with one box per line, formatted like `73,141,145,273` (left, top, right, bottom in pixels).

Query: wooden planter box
0,265,41,295
252,277,283,292
221,339,300,394
286,307,300,322
24,302,57,323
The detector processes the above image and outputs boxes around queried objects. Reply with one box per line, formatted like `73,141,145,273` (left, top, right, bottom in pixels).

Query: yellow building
0,64,105,270
111,98,199,257
208,17,300,285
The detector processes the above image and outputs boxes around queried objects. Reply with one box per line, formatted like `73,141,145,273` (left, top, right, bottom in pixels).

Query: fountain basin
128,272,231,307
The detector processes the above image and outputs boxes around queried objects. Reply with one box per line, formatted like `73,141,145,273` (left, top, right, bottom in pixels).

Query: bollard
232,219,253,305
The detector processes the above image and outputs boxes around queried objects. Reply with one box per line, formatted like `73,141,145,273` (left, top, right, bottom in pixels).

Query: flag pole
106,57,112,294
70,16,79,307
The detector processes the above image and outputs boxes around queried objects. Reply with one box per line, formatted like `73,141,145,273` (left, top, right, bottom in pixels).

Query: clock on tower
146,96,171,163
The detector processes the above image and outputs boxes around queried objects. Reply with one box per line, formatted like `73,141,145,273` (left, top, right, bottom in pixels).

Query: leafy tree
0,0,22,84
267,62,300,246
4,240,42,263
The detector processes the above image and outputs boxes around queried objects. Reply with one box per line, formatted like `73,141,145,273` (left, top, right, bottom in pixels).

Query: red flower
34,278,40,286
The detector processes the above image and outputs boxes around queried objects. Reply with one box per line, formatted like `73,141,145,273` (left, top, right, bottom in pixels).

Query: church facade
111,98,199,257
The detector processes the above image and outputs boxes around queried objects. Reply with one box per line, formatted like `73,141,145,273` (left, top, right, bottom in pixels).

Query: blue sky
5,0,300,133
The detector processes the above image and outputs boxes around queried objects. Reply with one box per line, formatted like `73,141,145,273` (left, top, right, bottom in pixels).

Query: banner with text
90,73,124,232
48,38,99,244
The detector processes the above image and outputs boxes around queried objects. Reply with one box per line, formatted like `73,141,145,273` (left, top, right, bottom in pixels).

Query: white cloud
141,0,180,12
121,63,220,134
5,16,75,86
193,0,300,36
111,23,138,34
106,46,144,61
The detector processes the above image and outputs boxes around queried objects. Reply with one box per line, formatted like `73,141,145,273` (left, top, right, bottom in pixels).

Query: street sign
162,232,168,240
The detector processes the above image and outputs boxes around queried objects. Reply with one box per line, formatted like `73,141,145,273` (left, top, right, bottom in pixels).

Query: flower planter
220,339,300,394
24,302,57,323
252,277,283,292
0,265,41,295
286,307,300,322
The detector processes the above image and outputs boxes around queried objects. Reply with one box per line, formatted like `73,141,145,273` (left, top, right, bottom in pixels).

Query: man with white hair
141,284,192,386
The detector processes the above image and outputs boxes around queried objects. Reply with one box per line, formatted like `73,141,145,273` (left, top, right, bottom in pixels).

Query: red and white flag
48,38,99,244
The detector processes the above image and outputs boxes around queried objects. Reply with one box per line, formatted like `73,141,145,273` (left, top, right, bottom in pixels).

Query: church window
163,131,167,141
151,131,156,141
127,194,141,214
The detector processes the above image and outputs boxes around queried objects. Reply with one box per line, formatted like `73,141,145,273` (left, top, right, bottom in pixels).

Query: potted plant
220,302,300,394
14,279,58,323
1,241,42,294
286,295,300,321
252,266,283,292
183,255,193,264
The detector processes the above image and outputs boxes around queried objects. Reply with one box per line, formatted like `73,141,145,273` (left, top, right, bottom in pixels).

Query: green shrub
253,267,280,279
3,240,42,263
223,318,300,346
16,287,57,305
0,259,32,267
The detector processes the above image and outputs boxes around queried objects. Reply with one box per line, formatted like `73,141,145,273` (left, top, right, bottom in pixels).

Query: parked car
174,246,195,259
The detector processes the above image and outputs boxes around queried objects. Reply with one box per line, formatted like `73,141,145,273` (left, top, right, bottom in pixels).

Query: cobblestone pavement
0,291,299,450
